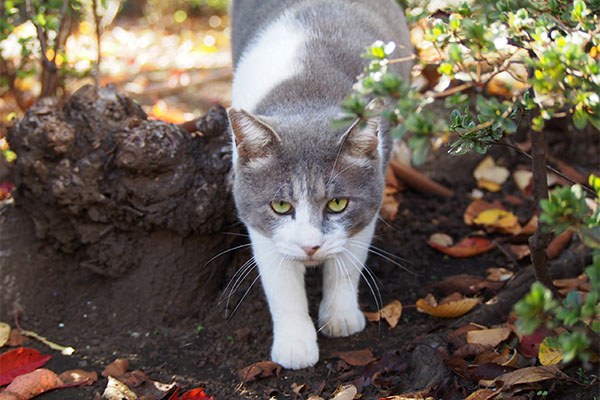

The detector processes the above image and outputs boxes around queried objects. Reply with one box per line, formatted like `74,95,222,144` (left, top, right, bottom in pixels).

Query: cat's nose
301,245,320,257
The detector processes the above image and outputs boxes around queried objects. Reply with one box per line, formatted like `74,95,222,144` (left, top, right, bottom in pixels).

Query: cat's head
228,108,385,265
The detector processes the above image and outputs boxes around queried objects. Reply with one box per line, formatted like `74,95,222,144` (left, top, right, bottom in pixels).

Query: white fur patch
231,13,305,112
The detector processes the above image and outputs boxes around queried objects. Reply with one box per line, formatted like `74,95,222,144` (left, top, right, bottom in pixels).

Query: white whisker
205,243,252,267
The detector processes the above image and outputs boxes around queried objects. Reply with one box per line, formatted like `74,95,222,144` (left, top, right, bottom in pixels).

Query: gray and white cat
228,0,412,369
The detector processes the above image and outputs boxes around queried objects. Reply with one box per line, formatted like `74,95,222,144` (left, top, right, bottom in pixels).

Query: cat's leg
318,219,376,337
251,230,318,369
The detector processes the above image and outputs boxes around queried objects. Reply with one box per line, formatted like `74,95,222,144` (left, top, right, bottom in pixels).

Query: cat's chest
231,14,305,112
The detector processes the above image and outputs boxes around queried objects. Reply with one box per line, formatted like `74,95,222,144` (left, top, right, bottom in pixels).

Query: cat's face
229,109,384,265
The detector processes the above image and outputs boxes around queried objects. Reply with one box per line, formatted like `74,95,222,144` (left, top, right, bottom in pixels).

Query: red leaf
427,237,495,258
169,387,213,400
334,349,377,366
0,368,63,400
0,348,52,386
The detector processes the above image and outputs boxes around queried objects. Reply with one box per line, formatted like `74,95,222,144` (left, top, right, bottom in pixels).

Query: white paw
319,305,366,337
271,318,319,369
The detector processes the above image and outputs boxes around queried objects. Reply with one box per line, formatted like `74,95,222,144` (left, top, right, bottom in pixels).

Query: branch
53,0,69,58
92,0,102,85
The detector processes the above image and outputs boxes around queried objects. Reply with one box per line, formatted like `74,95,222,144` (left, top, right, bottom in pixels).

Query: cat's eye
326,198,348,213
271,200,293,215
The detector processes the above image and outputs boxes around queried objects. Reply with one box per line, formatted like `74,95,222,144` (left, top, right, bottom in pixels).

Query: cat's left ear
339,116,380,158
228,108,281,159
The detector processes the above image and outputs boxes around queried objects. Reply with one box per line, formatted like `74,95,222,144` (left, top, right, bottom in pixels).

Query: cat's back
230,0,412,113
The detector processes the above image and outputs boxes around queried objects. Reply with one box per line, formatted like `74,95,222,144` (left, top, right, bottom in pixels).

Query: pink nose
301,245,320,257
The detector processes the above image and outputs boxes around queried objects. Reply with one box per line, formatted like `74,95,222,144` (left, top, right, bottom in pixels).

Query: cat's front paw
271,318,318,369
318,306,366,337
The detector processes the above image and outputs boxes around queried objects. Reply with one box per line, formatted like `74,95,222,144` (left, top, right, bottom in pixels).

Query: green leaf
573,108,588,130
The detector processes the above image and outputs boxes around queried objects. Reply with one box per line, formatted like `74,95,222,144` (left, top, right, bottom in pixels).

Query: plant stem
529,124,555,291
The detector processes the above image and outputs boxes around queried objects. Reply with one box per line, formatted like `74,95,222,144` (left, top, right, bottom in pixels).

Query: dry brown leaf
334,349,377,367
446,324,484,347
0,322,10,347
237,361,281,383
381,185,401,221
58,369,98,386
291,382,307,395
473,348,511,366
553,274,590,292
330,385,357,400
385,164,400,190
515,215,538,237
416,294,480,318
0,368,63,400
454,343,492,359
545,230,574,260
102,376,137,400
467,327,512,347
380,300,402,328
486,267,513,281
6,329,29,347
102,358,130,378
509,244,531,260
465,388,500,400
493,365,571,390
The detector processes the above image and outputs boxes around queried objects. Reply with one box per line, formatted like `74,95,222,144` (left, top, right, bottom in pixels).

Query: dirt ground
1,120,598,399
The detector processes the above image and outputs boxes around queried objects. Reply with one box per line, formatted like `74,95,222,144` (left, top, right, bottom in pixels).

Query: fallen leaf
545,230,573,259
553,274,590,292
103,376,137,400
0,368,62,400
467,327,511,347
454,343,491,359
513,170,533,195
493,365,571,390
509,244,531,260
237,361,281,383
446,324,484,347
473,209,521,235
471,362,516,381
0,182,15,201
330,384,357,400
463,200,505,225
474,157,509,191
333,349,377,367
58,369,98,386
486,267,513,281
514,215,538,237
538,338,563,366
291,382,307,395
474,348,512,366
427,236,495,258
416,294,480,318
433,274,504,296
381,185,401,221
518,326,554,359
0,348,52,386
465,388,499,400
169,387,214,400
428,232,453,247
0,323,10,347
102,358,130,378
385,164,400,190
363,300,402,328
6,330,28,347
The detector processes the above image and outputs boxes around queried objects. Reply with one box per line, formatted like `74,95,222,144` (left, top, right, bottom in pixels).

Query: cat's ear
339,116,380,158
228,108,281,159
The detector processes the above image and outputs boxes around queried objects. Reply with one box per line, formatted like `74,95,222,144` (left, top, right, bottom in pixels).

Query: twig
529,120,555,291
53,0,69,60
388,159,454,197
25,0,58,98
92,0,102,86
497,139,596,196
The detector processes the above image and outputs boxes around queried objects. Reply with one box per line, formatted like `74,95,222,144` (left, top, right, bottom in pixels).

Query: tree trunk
1,85,240,330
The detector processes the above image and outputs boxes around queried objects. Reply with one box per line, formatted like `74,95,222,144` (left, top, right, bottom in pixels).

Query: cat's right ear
228,108,281,159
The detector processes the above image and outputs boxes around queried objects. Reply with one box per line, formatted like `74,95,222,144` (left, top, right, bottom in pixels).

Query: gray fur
230,0,412,239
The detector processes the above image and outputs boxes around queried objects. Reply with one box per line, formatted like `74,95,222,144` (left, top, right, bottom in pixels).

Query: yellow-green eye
271,200,293,215
327,198,348,213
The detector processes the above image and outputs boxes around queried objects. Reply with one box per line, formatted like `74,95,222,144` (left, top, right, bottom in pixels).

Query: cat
227,0,412,369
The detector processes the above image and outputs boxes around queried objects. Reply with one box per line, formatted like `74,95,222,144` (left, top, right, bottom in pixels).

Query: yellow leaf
0,322,10,347
363,300,402,328
473,208,521,235
538,339,563,365
477,178,501,192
